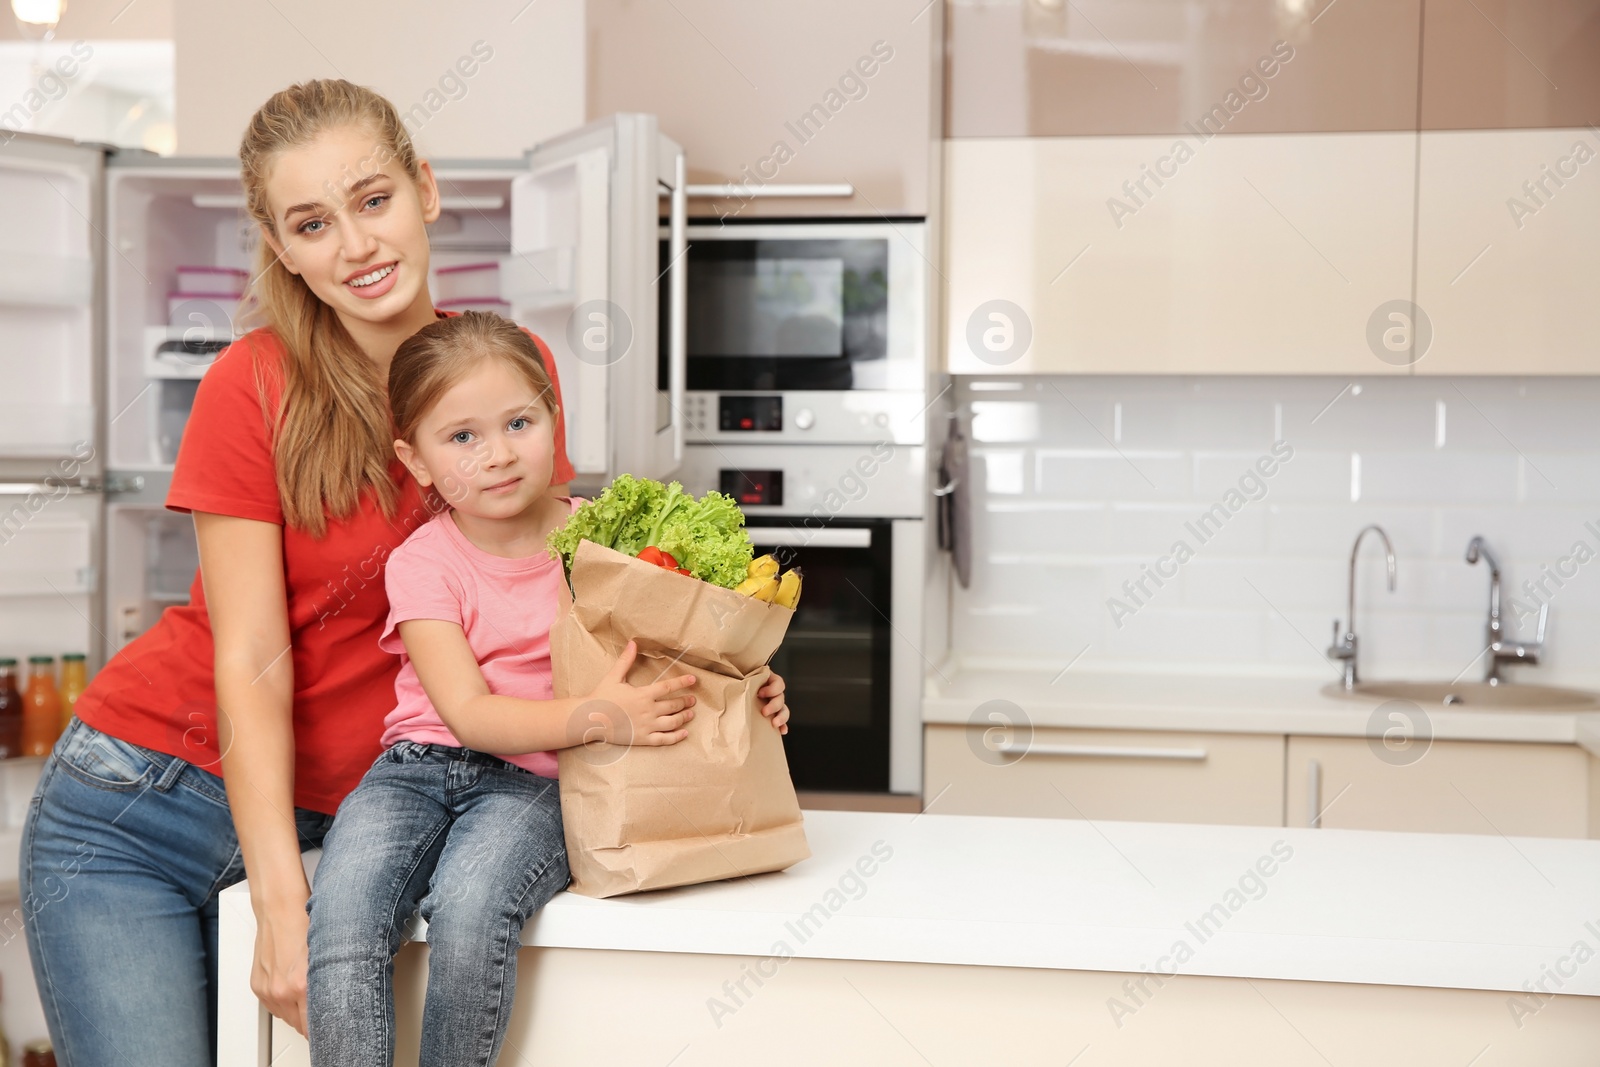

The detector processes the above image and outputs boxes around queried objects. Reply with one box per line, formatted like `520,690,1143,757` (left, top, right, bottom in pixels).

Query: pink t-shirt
378,500,581,777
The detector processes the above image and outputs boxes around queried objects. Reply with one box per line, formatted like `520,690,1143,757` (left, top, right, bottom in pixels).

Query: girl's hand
252,896,311,1036
588,640,697,746
758,671,789,735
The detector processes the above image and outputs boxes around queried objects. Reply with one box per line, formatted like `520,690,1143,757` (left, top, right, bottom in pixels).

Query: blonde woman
19,81,602,1062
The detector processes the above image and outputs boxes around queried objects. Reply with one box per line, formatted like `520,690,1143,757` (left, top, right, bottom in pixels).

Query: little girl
305,311,790,1066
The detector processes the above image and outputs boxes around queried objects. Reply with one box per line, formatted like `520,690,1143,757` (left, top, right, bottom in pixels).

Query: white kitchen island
219,808,1600,1065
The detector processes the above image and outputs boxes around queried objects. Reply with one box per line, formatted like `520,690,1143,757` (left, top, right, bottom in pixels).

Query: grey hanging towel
935,413,972,588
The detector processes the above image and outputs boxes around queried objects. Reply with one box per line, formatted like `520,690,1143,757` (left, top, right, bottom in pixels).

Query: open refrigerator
0,115,687,684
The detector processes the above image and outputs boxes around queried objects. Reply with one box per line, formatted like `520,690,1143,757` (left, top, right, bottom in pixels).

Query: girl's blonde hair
239,78,420,537
389,311,558,446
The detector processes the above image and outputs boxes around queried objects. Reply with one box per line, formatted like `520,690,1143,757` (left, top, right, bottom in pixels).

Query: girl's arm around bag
398,621,698,753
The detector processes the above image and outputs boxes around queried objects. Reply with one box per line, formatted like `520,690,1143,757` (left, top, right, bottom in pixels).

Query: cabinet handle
1307,758,1322,828
684,182,855,199
993,742,1207,761
667,152,688,464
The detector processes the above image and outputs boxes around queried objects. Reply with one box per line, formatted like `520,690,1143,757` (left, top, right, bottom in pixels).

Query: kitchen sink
1320,680,1600,709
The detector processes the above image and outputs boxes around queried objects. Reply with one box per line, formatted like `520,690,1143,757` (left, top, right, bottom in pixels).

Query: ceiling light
11,0,65,27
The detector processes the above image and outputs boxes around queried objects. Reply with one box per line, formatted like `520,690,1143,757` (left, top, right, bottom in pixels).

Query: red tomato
659,549,680,569
676,567,691,576
637,546,665,567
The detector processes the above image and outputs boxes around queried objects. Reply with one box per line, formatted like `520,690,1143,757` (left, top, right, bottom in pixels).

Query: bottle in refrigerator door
0,660,19,759
60,653,87,732
22,656,61,757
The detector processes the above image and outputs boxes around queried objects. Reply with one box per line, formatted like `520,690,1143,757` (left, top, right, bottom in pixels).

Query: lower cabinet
923,725,1285,826
925,725,1600,838
1284,736,1590,839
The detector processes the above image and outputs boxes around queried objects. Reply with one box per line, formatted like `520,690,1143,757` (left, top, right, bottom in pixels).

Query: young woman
19,79,789,1064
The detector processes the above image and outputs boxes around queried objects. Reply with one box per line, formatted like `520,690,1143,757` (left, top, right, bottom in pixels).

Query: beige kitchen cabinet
923,724,1285,825
1285,736,1590,837
946,0,1421,138
942,133,1415,374
1413,128,1600,375
1419,0,1600,131
586,0,936,218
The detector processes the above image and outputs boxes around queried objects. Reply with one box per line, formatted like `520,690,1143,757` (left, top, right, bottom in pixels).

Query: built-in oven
676,443,926,798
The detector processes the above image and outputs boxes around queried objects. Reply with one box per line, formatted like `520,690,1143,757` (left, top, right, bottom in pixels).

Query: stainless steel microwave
657,220,927,442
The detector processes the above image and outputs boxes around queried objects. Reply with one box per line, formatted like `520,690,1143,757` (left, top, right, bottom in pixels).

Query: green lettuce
548,474,754,589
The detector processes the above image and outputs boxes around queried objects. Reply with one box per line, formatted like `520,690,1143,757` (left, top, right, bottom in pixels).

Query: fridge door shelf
0,254,93,308
497,247,576,309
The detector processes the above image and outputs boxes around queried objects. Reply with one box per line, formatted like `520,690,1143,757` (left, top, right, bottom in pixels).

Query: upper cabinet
1419,0,1600,130
1414,128,1600,375
1412,1,1600,373
586,0,937,218
944,133,1417,374
946,0,1420,137
941,0,1600,375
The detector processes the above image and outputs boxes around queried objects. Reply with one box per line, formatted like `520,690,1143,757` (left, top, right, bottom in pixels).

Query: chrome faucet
1327,524,1396,689
1466,536,1548,685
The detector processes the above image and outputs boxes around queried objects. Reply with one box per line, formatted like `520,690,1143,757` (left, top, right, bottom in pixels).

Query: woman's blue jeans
305,740,569,1067
20,717,334,1066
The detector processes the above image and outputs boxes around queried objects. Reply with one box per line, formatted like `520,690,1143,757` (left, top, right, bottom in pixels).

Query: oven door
748,518,892,793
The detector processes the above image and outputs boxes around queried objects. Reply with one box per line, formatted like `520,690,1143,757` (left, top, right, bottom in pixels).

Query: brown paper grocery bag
551,540,811,898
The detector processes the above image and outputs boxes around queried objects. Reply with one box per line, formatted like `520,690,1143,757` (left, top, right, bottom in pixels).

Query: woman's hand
758,671,789,735
251,896,311,1036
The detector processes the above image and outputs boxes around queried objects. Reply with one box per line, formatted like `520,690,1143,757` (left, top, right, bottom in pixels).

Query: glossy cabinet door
586,0,936,218
1414,129,1600,375
924,725,1285,825
1285,736,1589,837
947,0,1422,138
943,134,1416,374
1419,0,1600,131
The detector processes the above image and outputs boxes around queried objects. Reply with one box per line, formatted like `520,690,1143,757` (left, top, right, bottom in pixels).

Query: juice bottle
21,656,61,758
59,653,87,732
0,660,21,760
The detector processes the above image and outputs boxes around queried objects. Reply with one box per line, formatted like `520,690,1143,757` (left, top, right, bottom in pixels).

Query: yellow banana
774,569,802,610
748,554,780,580
752,576,780,603
734,575,767,597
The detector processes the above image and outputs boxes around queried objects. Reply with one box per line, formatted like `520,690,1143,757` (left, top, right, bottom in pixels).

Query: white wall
172,0,584,159
954,375,1600,688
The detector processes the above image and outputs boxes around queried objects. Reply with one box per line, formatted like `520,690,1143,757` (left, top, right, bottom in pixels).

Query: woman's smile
345,261,399,299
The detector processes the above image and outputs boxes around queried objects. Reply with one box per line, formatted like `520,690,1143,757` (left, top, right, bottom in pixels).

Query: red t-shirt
74,317,577,814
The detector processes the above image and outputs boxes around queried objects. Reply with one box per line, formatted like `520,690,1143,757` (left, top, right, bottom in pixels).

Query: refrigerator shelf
142,325,237,380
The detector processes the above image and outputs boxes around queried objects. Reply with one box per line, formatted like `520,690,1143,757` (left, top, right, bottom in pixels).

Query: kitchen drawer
923,725,1284,826
1286,737,1589,838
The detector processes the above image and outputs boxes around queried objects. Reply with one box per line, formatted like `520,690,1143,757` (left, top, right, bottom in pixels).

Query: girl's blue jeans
305,740,570,1067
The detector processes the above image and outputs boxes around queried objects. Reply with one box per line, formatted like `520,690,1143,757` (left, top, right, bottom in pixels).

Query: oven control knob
794,408,815,431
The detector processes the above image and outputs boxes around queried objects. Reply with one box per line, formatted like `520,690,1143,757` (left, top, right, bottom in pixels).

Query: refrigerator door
0,133,103,464
505,114,686,483
0,134,107,667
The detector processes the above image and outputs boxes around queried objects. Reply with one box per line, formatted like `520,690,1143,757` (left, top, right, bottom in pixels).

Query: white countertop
231,809,1600,996
923,667,1600,754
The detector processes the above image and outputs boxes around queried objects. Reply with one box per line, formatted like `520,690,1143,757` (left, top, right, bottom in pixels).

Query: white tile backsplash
952,376,1600,686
